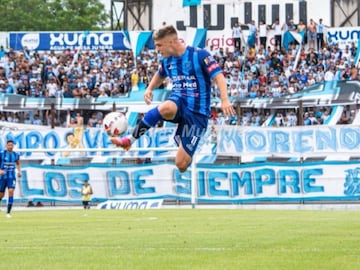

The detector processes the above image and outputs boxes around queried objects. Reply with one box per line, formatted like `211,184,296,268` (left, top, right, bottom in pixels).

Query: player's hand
0,170,4,175
17,171,21,178
144,89,153,105
221,99,236,117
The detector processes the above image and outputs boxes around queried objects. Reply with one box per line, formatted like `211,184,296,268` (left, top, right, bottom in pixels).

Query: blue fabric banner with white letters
9,32,133,51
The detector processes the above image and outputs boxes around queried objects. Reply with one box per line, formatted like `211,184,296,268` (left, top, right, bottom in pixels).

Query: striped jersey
158,46,222,116
0,150,20,180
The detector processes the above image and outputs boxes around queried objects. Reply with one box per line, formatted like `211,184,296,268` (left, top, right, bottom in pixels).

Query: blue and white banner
2,123,360,161
247,31,256,48
327,26,360,50
127,30,153,58
9,31,132,51
282,30,305,50
13,161,360,204
354,32,360,68
0,90,170,112
0,124,215,161
1,80,360,114
185,27,207,48
217,125,360,157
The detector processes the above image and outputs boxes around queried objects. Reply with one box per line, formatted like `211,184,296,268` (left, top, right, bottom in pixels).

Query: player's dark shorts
167,95,208,157
0,178,16,192
83,201,90,208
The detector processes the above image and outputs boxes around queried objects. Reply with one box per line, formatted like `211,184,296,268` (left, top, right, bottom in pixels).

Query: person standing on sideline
111,24,235,172
232,22,242,52
81,180,93,209
0,140,21,218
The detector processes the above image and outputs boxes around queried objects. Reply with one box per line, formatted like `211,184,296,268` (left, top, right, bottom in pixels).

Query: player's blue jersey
158,46,222,116
0,150,20,180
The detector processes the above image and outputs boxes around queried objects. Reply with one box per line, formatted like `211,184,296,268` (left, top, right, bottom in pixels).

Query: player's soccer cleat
6,213,11,218
110,137,132,151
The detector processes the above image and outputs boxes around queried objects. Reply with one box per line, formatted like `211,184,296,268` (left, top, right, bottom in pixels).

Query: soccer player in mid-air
111,24,235,172
0,140,21,218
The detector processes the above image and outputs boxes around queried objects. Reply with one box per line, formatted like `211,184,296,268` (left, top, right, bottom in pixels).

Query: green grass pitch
1,208,360,270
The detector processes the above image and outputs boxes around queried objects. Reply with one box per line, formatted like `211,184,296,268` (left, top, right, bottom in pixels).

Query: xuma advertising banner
9,32,131,51
327,27,360,50
15,161,360,203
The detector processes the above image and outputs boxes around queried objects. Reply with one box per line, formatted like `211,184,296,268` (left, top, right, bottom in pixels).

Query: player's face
155,36,175,57
6,142,14,152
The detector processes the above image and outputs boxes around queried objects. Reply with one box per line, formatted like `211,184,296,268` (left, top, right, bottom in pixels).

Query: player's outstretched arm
213,73,236,117
144,73,164,104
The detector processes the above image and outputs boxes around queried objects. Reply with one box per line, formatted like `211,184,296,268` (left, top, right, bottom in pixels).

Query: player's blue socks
132,107,162,139
7,196,13,214
143,107,163,127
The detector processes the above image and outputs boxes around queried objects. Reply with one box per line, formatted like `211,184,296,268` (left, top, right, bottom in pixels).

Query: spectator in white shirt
274,112,284,127
324,67,335,81
232,22,242,52
238,83,249,98
272,18,286,50
229,83,239,97
258,20,269,48
46,77,59,97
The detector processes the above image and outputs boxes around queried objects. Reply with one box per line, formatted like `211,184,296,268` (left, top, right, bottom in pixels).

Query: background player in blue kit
0,140,21,218
111,25,235,172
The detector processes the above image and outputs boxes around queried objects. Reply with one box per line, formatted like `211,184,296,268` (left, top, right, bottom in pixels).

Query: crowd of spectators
0,46,159,98
0,45,161,126
0,18,359,127
209,17,360,127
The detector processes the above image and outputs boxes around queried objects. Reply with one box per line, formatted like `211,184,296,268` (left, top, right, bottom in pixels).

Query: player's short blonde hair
153,25,178,40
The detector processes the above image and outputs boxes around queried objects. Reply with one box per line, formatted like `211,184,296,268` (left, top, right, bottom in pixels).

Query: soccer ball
103,112,128,136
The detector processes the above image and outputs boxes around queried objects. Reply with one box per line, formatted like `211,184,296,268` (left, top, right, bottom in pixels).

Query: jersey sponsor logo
207,63,219,73
167,64,175,70
204,56,215,66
